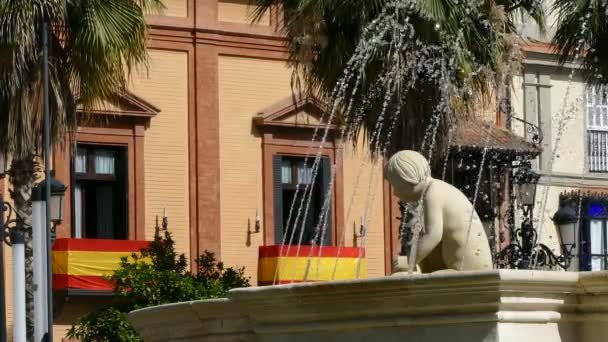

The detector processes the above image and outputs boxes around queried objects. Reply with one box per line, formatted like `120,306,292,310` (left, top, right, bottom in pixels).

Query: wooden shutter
115,146,129,240
587,87,608,172
272,155,284,244
321,157,332,245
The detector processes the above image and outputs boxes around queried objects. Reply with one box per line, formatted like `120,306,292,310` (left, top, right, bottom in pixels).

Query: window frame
74,146,118,182
263,143,342,246
274,154,329,246
254,96,344,247
580,199,608,271
52,92,155,243
586,86,608,173
71,144,129,240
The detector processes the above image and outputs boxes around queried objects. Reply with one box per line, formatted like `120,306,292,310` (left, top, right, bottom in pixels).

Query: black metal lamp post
0,152,27,342
512,161,540,269
498,161,574,270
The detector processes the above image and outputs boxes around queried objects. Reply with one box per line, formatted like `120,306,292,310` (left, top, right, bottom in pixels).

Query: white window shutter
587,86,608,172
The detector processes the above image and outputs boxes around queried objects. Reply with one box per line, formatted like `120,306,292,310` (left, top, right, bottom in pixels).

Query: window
272,155,332,246
586,87,608,172
580,200,608,271
72,145,128,239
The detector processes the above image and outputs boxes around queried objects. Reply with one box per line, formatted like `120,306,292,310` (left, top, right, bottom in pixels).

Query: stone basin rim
129,269,602,319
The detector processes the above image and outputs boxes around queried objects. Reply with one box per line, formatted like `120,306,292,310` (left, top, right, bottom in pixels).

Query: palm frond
0,0,159,158
552,0,608,84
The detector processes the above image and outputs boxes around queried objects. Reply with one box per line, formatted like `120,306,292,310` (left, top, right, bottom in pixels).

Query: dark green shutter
321,157,332,245
272,155,284,244
115,147,129,240
580,218,591,271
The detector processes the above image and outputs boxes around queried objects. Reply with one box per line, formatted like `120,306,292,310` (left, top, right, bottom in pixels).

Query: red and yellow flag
52,238,150,291
258,245,366,286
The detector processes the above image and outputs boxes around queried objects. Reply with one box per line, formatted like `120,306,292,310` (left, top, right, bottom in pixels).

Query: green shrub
67,230,249,341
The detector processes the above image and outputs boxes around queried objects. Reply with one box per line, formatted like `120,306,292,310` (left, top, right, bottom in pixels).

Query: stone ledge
129,270,608,342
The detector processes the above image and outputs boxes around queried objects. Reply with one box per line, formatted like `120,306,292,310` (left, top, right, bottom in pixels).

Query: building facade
1,1,394,339
512,0,608,272
0,1,563,340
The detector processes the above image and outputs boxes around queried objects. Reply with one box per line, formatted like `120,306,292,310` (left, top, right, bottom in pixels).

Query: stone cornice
539,172,608,190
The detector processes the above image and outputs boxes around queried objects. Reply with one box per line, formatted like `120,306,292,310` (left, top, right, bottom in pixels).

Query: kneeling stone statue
385,150,492,273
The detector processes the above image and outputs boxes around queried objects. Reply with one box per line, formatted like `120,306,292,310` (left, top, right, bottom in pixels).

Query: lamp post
513,161,540,269
497,161,574,270
552,203,579,268
0,151,7,342
32,173,65,342
0,152,27,342
32,171,66,341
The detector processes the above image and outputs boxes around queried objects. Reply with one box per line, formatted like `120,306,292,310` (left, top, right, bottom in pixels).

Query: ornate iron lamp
498,161,573,270
0,160,26,342
33,172,66,225
551,202,578,267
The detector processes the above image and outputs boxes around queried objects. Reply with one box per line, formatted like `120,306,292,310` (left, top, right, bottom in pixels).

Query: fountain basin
128,270,608,342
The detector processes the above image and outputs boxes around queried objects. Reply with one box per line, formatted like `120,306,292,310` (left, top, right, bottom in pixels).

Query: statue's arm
416,199,443,262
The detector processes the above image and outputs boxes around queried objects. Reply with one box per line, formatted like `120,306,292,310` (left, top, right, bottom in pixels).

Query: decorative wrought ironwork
1,199,18,246
502,91,543,145
508,115,544,145
496,161,574,270
496,218,573,270
512,160,541,187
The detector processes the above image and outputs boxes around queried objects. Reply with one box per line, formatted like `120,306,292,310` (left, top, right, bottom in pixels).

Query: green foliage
65,308,140,342
552,0,608,85
67,230,250,342
251,0,546,165
0,0,164,159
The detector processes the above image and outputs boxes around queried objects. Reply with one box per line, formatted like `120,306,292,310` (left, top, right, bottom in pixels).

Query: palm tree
0,0,162,339
552,0,608,84
252,0,545,165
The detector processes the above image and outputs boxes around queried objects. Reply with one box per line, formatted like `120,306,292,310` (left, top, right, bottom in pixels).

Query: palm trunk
9,154,37,342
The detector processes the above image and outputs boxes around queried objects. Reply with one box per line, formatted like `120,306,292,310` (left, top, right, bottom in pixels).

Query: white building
511,5,608,271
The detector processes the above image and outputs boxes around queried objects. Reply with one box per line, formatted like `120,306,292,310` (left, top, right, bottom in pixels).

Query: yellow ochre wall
342,141,386,277
218,55,292,284
44,48,191,342
129,49,191,260
218,55,387,283
159,0,188,17
2,176,13,339
218,0,270,25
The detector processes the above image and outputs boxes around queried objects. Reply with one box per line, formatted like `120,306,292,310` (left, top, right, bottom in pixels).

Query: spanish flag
258,245,366,286
52,238,150,291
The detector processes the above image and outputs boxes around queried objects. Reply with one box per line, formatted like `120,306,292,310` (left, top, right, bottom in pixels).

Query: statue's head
385,150,432,202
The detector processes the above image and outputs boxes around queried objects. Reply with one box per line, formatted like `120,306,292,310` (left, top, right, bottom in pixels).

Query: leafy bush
67,230,249,341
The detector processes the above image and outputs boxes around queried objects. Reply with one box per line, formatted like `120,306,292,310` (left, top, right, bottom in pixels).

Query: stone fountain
128,270,608,342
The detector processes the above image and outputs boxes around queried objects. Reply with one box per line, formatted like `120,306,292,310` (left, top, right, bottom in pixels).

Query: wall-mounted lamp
353,215,366,247
247,209,262,246
154,208,169,237
255,209,261,233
